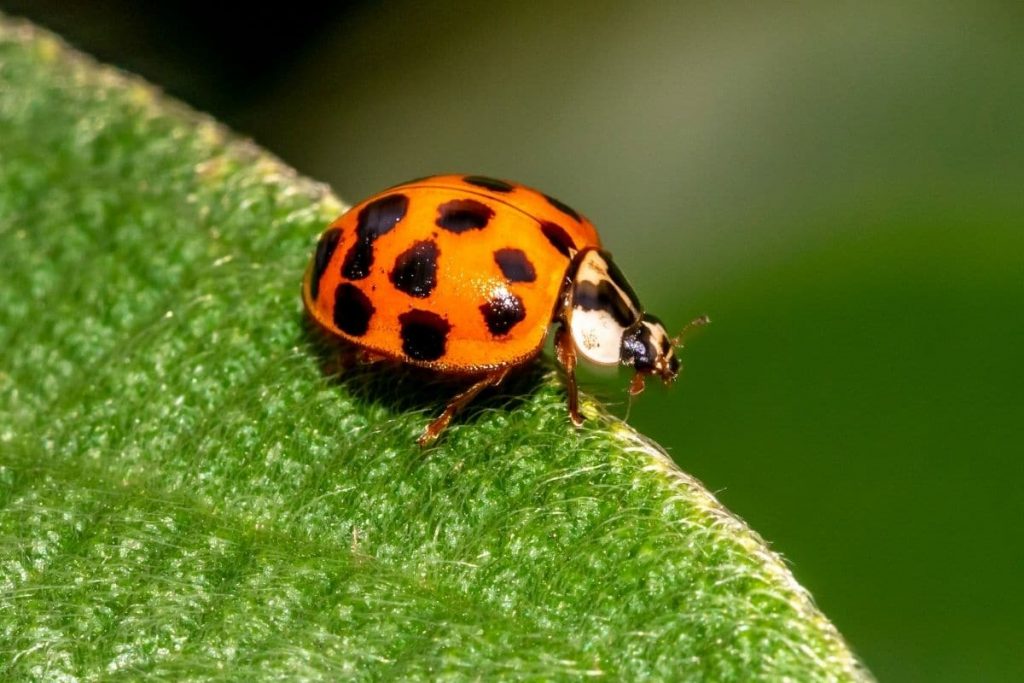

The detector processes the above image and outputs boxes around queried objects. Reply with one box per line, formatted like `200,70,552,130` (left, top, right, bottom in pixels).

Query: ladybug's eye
620,321,657,371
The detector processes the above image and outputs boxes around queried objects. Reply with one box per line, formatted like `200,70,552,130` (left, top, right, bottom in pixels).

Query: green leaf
0,17,870,681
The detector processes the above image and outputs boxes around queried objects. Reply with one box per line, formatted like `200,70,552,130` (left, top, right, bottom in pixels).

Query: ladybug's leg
357,349,388,364
323,346,386,375
628,373,646,396
554,324,584,427
418,368,510,447
321,344,361,375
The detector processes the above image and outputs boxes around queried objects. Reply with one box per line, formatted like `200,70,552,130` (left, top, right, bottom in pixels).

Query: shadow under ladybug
303,316,550,441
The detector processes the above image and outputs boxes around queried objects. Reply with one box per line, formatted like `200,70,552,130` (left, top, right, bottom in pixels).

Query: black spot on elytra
494,248,536,283
399,310,451,361
333,283,375,337
463,175,514,193
543,193,581,221
540,222,577,258
480,289,526,336
343,242,373,280
573,279,637,328
390,240,439,298
342,193,409,279
436,199,494,233
310,227,342,300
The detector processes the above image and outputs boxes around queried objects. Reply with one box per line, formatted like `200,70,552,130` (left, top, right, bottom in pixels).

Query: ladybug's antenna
672,315,711,348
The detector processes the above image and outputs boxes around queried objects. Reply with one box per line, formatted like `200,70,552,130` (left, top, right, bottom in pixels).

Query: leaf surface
0,18,869,681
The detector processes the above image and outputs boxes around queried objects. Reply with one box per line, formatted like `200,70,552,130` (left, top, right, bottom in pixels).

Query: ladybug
303,174,707,446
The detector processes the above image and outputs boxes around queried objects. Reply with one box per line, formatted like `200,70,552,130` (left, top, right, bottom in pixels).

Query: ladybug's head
619,314,680,385
566,249,706,394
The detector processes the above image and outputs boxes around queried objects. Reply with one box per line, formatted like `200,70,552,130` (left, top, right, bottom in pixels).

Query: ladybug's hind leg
554,324,584,427
418,368,511,447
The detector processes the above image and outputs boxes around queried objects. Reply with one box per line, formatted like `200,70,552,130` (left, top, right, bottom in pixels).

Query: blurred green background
5,1,1022,680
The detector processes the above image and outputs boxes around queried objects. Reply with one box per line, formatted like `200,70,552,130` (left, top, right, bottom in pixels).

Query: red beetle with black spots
303,174,707,445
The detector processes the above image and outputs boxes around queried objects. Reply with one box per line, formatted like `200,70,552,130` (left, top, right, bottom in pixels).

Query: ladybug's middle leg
554,324,584,427
418,368,510,447
321,346,388,377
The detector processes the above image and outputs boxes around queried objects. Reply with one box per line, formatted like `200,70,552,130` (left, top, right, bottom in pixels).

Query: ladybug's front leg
554,324,584,427
418,368,510,447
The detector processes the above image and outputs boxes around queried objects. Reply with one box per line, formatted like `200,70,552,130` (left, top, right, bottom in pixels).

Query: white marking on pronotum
568,250,641,365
